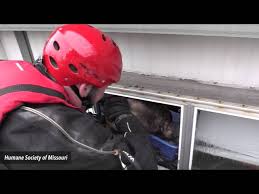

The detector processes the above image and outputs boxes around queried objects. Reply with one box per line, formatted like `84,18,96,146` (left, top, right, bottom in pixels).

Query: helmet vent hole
49,56,58,69
53,41,60,51
69,64,78,73
102,34,106,41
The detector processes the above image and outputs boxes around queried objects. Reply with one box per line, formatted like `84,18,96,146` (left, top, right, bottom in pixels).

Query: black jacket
0,103,124,170
0,59,158,170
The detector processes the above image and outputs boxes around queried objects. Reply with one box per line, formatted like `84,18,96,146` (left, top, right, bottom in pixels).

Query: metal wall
25,30,259,89
109,32,259,89
194,110,259,166
0,32,23,60
0,36,7,59
26,31,50,60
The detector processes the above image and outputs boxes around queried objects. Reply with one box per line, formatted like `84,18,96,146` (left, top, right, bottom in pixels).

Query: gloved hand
102,95,157,169
115,132,158,170
103,95,147,134
102,95,131,123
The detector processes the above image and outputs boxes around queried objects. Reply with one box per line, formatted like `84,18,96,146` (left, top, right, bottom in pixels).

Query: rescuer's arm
102,95,158,170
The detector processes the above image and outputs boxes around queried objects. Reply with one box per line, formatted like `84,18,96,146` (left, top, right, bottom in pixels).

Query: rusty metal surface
112,72,259,108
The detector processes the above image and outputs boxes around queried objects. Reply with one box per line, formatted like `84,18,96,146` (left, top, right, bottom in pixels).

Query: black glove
103,95,147,134
103,95,131,123
115,132,158,170
102,95,132,132
103,95,158,169
112,115,157,170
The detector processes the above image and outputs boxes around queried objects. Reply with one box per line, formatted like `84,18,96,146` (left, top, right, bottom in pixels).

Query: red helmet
43,24,122,87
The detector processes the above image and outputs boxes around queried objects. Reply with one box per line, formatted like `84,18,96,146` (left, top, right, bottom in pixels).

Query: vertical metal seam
178,106,186,169
179,104,195,169
14,31,34,63
188,107,198,169
183,105,191,169
0,32,7,59
23,31,34,61
177,105,184,170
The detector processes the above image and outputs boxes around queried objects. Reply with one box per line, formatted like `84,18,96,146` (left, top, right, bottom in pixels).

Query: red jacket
0,60,79,122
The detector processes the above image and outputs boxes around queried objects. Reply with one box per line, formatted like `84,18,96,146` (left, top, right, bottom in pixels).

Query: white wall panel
26,31,51,60
0,32,23,60
107,32,259,89
0,37,7,59
3,24,259,39
195,111,259,164
26,30,259,89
